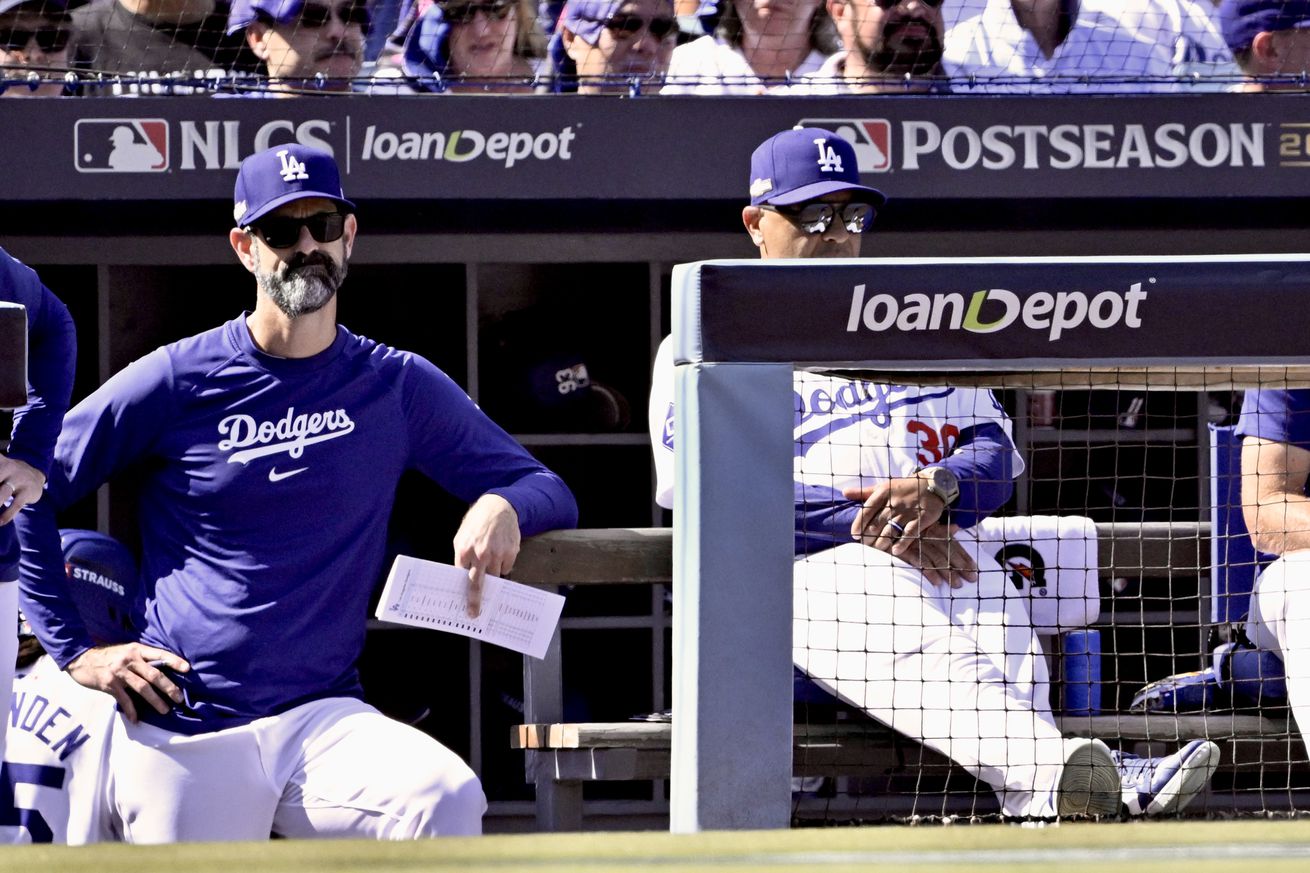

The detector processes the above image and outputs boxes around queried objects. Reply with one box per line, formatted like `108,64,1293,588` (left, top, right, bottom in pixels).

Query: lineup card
375,555,565,659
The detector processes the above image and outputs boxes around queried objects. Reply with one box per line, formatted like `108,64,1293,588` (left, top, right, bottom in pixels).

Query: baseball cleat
1057,737,1121,817
1113,739,1220,816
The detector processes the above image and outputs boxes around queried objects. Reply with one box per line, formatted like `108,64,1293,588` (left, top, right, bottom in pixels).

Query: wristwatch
917,465,960,506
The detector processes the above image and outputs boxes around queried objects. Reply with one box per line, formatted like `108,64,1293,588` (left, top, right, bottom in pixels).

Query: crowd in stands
0,0,1306,96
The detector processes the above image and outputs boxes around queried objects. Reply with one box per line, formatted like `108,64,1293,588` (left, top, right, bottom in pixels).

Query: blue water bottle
1062,629,1102,715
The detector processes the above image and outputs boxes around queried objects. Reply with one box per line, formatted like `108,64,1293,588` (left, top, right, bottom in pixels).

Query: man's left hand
453,494,520,618
0,457,45,525
843,480,977,587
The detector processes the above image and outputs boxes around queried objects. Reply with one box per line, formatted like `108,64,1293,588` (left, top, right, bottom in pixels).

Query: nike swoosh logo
268,467,308,482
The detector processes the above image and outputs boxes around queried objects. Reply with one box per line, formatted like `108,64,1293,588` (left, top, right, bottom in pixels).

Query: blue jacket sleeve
404,355,578,535
934,421,1015,529
794,422,1015,556
0,250,76,476
18,349,175,669
795,482,858,556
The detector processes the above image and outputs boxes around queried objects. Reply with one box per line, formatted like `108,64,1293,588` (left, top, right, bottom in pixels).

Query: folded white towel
969,514,1100,634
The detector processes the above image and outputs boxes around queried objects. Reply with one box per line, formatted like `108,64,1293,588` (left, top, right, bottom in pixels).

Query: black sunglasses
760,202,875,235
297,1,370,28
593,14,678,40
873,0,942,6
247,212,346,249
0,25,72,53
444,0,514,23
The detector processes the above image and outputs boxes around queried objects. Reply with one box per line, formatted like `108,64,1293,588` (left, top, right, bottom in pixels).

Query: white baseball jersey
943,0,1236,93
649,336,1024,510
0,655,116,845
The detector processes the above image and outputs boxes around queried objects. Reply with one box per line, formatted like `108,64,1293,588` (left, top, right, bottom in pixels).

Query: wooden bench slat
1057,713,1292,742
509,523,1212,588
511,528,673,586
513,713,1294,753
1095,521,1208,575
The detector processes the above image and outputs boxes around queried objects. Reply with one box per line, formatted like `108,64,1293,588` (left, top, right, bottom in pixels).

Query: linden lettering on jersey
217,407,355,465
9,692,91,761
794,382,956,456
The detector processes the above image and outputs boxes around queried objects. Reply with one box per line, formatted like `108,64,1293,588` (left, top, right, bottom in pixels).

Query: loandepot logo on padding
360,124,577,168
845,280,1151,341
75,119,169,173
798,118,891,173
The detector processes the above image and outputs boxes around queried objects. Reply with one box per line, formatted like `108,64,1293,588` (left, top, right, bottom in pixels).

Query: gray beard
253,241,347,319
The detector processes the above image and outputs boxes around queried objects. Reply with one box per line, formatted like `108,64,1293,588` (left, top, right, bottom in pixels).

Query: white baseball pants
0,581,17,762
793,540,1071,818
108,696,486,843
1246,550,1310,740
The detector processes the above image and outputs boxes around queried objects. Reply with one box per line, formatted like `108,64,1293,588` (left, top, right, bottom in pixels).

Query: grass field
5,820,1310,873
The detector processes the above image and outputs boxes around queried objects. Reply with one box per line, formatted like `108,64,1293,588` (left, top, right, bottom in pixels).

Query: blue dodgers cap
749,127,887,208
233,143,356,227
227,0,371,34
560,0,624,44
1220,0,1310,53
60,529,144,646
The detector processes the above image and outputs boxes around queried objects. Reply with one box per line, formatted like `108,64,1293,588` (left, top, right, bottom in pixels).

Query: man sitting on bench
649,125,1220,819
1213,390,1310,736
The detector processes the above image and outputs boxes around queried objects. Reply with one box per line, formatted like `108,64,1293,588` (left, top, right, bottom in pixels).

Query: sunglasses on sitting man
760,202,875,235
0,25,72,53
247,212,346,249
443,0,514,23
292,1,370,29
591,14,678,40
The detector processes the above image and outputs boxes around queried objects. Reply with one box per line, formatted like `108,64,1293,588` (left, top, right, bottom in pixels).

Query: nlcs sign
176,119,337,170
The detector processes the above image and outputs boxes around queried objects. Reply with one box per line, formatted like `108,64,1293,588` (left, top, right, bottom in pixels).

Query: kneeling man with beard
794,0,948,93
15,144,579,844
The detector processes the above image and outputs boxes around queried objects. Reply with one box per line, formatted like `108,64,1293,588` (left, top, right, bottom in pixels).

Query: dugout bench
508,525,1301,832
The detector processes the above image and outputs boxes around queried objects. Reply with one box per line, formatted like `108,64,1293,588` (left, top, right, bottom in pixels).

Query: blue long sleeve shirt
18,314,576,733
0,249,76,581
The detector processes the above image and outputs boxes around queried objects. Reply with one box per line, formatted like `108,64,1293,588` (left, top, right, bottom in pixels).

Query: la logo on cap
278,149,309,183
814,138,844,173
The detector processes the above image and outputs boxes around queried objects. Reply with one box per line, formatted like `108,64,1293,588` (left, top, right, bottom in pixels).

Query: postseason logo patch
797,118,892,173
75,119,169,173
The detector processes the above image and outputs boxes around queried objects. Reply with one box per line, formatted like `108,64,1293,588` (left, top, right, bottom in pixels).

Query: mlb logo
798,118,892,173
75,119,169,173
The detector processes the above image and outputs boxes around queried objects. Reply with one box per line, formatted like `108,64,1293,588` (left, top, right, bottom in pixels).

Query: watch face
924,466,959,502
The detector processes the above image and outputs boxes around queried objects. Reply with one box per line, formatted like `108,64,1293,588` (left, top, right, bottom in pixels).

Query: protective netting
2,0,1305,97
789,369,1310,824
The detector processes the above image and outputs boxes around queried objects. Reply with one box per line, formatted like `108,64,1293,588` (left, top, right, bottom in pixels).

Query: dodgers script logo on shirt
74,119,169,173
217,406,354,482
794,381,956,458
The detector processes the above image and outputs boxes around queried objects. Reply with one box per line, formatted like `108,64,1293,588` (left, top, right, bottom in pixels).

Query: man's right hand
66,643,191,723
